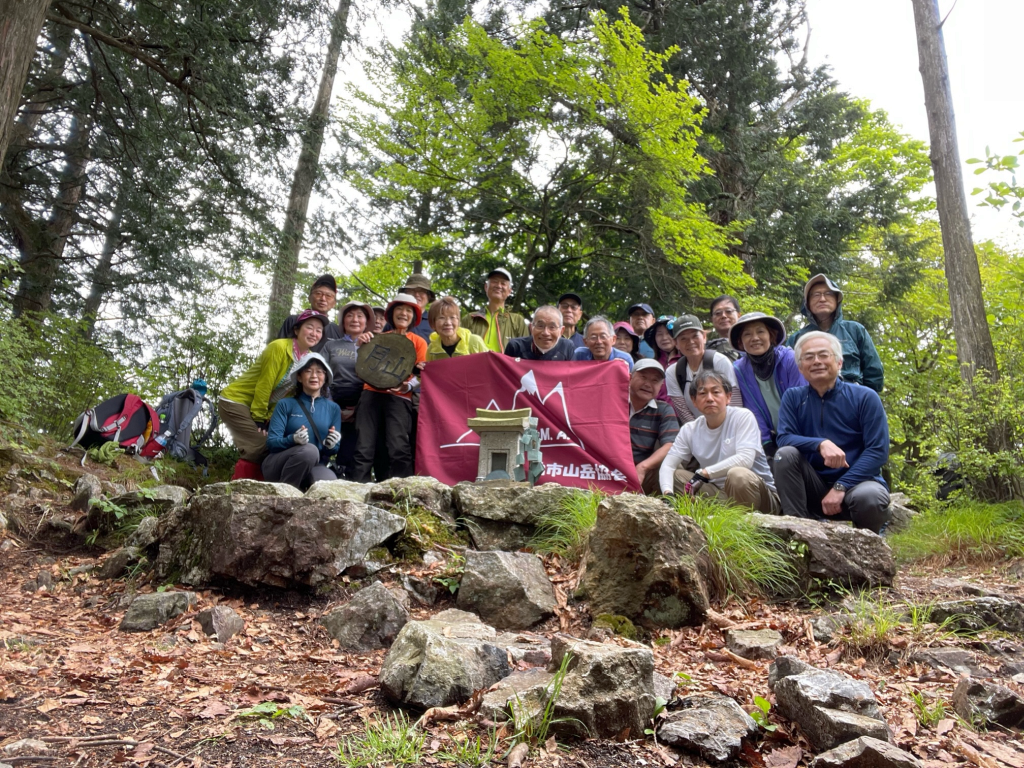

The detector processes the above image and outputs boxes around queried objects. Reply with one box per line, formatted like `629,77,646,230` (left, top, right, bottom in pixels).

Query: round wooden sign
356,333,416,389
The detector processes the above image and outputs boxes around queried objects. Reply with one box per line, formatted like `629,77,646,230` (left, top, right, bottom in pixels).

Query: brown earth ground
3,448,1024,768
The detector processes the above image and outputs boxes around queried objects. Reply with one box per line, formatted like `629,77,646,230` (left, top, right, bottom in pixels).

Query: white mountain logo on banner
440,369,584,450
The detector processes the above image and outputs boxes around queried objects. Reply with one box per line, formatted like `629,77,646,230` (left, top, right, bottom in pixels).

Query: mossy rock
593,613,639,640
392,506,467,561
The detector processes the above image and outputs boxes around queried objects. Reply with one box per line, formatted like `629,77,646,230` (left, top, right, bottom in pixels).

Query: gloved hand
323,426,340,449
292,426,309,445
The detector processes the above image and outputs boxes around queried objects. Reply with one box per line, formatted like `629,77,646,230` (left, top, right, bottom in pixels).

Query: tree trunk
82,190,125,336
911,0,998,382
0,0,52,170
12,107,93,316
266,0,353,339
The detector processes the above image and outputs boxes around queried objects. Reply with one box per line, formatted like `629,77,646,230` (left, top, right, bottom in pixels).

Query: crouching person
774,332,890,533
262,353,341,490
658,369,780,514
629,360,679,495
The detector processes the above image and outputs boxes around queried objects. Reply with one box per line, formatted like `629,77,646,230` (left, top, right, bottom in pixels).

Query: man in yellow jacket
461,267,527,353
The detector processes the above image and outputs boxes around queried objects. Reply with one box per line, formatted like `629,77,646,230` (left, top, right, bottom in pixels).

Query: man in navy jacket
774,331,891,533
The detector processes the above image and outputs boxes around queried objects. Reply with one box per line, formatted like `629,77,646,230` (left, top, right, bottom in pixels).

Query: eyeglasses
808,290,836,301
800,351,835,362
586,333,612,342
533,323,561,332
558,302,581,311
311,290,335,300
711,308,738,318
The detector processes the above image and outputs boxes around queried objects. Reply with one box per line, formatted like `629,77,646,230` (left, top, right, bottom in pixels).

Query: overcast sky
804,0,1024,246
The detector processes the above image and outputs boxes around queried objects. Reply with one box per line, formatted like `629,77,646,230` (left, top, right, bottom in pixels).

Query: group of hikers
218,266,893,534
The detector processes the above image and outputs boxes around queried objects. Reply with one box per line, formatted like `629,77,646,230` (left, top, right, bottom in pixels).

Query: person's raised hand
356,331,374,345
818,440,848,469
323,426,340,449
293,426,309,445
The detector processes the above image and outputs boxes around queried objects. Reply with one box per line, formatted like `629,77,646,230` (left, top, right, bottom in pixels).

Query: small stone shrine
467,408,543,484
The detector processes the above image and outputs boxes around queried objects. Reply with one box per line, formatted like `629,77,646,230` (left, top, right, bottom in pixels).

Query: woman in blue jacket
731,312,806,458
262,353,342,490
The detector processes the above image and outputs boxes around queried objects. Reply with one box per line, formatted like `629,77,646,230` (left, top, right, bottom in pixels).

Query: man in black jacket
504,306,576,361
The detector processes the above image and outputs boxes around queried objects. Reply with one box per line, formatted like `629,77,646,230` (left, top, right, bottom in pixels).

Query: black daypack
153,386,218,465
70,393,164,464
674,349,718,396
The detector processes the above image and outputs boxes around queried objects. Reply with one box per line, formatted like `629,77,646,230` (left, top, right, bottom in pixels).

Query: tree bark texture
0,0,52,170
266,0,352,339
911,0,999,382
82,190,125,336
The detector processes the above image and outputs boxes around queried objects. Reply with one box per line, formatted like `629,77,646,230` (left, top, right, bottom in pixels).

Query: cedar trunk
266,0,353,339
0,0,51,170
911,0,998,382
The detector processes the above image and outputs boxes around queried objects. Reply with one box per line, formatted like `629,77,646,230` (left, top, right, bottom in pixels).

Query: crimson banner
416,353,640,493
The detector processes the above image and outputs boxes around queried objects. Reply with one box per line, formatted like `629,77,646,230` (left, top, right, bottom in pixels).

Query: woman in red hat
350,294,428,482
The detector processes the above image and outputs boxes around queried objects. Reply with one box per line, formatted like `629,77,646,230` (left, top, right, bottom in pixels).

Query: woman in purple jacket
731,312,806,458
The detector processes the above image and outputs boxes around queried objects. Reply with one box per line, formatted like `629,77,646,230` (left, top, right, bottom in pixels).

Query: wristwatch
833,482,847,493
694,470,711,484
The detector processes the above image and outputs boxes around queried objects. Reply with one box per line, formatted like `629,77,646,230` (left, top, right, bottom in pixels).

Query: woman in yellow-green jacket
218,310,328,462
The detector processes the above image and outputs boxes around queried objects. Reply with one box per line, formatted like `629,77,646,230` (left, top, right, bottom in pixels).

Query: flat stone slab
658,693,759,763
200,480,302,498
120,592,196,632
725,629,784,660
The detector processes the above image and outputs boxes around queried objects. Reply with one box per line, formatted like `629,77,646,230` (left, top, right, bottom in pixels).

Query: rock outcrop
368,477,455,526
155,495,405,588
452,482,572,550
583,495,710,628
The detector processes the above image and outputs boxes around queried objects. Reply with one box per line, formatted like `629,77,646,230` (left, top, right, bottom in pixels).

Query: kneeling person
629,360,679,494
774,332,890,533
262,354,341,490
659,369,779,514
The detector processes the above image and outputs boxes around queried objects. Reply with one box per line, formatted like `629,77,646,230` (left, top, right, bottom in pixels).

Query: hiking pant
352,390,413,483
218,399,267,462
773,446,890,533
672,467,780,514
261,444,336,490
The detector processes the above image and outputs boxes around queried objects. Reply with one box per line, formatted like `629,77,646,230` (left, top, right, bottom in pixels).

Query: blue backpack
153,381,218,466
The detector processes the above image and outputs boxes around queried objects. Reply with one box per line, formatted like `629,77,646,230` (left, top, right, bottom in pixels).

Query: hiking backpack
69,393,163,462
153,385,218,465
673,349,718,396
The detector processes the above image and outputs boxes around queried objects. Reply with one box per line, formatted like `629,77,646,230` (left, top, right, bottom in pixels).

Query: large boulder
456,551,557,629
379,609,511,709
89,485,190,532
200,480,302,498
120,591,196,632
452,482,572,550
770,660,890,751
368,477,455,526
748,514,895,591
929,597,1024,634
810,737,922,768
545,635,656,740
657,693,759,763
321,582,409,651
305,480,369,503
583,495,710,628
952,678,1024,728
154,495,405,589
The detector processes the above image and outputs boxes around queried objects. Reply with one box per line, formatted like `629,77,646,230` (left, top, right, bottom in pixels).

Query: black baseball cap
557,292,583,306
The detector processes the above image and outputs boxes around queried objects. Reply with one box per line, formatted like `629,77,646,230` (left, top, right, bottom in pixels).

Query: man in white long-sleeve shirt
659,368,780,514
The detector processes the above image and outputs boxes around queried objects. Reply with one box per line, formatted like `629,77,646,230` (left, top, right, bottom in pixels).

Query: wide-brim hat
339,301,375,330
293,309,330,333
667,314,704,339
642,315,676,347
803,273,844,308
288,351,333,389
401,273,435,302
729,312,787,351
385,293,423,327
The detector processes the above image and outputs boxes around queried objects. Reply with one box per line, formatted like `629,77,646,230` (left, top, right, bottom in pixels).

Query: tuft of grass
888,501,1024,564
909,689,949,729
845,590,903,659
337,712,425,767
671,494,798,598
510,650,582,746
530,490,602,560
435,730,500,767
392,503,466,561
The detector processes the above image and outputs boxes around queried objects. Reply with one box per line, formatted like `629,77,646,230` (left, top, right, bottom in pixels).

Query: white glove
292,426,309,445
323,427,340,449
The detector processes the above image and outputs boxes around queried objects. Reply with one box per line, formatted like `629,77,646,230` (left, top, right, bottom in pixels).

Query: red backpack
70,394,163,462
